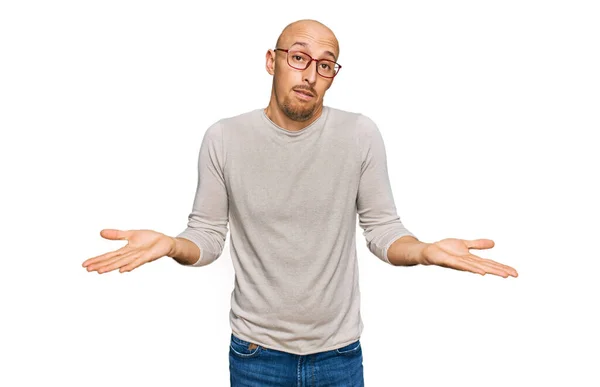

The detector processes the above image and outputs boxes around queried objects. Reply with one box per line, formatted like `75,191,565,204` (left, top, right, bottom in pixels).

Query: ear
265,49,275,75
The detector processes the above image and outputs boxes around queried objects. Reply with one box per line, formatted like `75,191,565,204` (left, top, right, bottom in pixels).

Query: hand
82,229,175,274
421,238,518,278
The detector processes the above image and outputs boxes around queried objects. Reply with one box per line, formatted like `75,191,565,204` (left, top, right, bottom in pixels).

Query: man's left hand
421,238,518,278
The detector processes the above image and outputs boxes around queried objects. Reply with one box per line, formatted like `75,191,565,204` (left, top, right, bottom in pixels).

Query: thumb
100,229,131,241
464,238,495,250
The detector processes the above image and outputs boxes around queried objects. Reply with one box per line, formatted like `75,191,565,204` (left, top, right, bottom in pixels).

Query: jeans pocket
229,333,263,358
335,339,361,356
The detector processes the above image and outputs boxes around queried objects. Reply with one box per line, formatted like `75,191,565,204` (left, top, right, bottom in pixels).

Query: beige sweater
176,105,415,355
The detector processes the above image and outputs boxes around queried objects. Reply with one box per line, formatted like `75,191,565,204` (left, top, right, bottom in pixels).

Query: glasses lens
286,50,339,78
317,60,338,78
288,51,311,69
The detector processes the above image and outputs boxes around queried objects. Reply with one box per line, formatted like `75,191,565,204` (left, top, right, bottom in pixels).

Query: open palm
421,238,518,278
82,229,175,274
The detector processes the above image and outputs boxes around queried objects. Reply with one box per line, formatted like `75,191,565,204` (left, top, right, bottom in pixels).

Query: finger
99,229,131,241
467,257,516,278
454,257,510,277
119,254,148,273
464,239,495,250
466,254,518,277
480,259,518,277
437,253,487,275
468,261,509,277
97,251,140,274
83,245,131,268
454,260,487,276
490,264,518,278
92,251,136,272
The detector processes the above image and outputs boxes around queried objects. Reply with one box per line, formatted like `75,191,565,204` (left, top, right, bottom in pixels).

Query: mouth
293,89,315,101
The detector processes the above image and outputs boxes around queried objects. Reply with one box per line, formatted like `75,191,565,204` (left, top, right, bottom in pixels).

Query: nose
302,59,318,84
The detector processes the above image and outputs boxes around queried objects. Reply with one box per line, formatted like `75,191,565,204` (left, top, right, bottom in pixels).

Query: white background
1,0,598,386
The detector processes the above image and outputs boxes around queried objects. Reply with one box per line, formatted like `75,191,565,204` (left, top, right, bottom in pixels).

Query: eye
320,63,331,70
293,55,304,61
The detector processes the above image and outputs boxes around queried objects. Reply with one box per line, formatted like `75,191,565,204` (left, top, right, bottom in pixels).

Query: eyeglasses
274,48,342,79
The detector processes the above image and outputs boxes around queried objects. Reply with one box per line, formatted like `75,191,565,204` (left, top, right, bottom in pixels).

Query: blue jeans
229,333,364,386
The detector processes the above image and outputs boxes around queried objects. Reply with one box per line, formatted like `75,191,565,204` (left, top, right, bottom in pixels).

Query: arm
386,235,429,266
354,115,517,278
82,122,228,273
356,114,417,265
168,237,201,266
174,121,229,267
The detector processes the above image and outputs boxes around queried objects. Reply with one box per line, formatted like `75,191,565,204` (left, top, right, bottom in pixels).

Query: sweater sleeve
175,121,229,266
356,114,416,265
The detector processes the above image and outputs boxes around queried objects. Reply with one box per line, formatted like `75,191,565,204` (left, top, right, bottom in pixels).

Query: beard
278,93,318,122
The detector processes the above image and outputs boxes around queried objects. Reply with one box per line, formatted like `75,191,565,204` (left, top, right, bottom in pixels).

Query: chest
224,133,360,220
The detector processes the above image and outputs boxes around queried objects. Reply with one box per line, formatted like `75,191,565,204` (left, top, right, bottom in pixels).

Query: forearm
168,237,201,266
387,235,430,266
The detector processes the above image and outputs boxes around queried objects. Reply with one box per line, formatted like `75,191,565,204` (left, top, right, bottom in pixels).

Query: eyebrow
289,41,337,61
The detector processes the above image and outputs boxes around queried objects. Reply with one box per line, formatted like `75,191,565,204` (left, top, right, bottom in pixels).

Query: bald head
275,19,340,60
264,19,340,126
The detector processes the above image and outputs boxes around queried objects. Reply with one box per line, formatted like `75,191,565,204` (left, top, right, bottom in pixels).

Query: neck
264,99,324,131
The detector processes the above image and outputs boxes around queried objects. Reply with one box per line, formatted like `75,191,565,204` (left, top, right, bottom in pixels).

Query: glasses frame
274,48,342,79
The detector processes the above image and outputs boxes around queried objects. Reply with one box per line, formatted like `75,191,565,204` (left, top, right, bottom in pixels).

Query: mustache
293,86,317,96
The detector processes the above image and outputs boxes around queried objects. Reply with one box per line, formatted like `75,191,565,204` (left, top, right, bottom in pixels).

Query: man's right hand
82,229,175,274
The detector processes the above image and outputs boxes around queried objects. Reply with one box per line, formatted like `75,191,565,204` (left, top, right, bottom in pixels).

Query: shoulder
325,106,378,134
325,106,361,127
325,107,380,152
205,108,261,139
218,108,260,127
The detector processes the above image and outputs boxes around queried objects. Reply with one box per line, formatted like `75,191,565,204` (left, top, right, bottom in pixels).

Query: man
83,19,518,386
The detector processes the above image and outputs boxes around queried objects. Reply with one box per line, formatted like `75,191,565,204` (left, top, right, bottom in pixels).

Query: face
266,22,340,122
